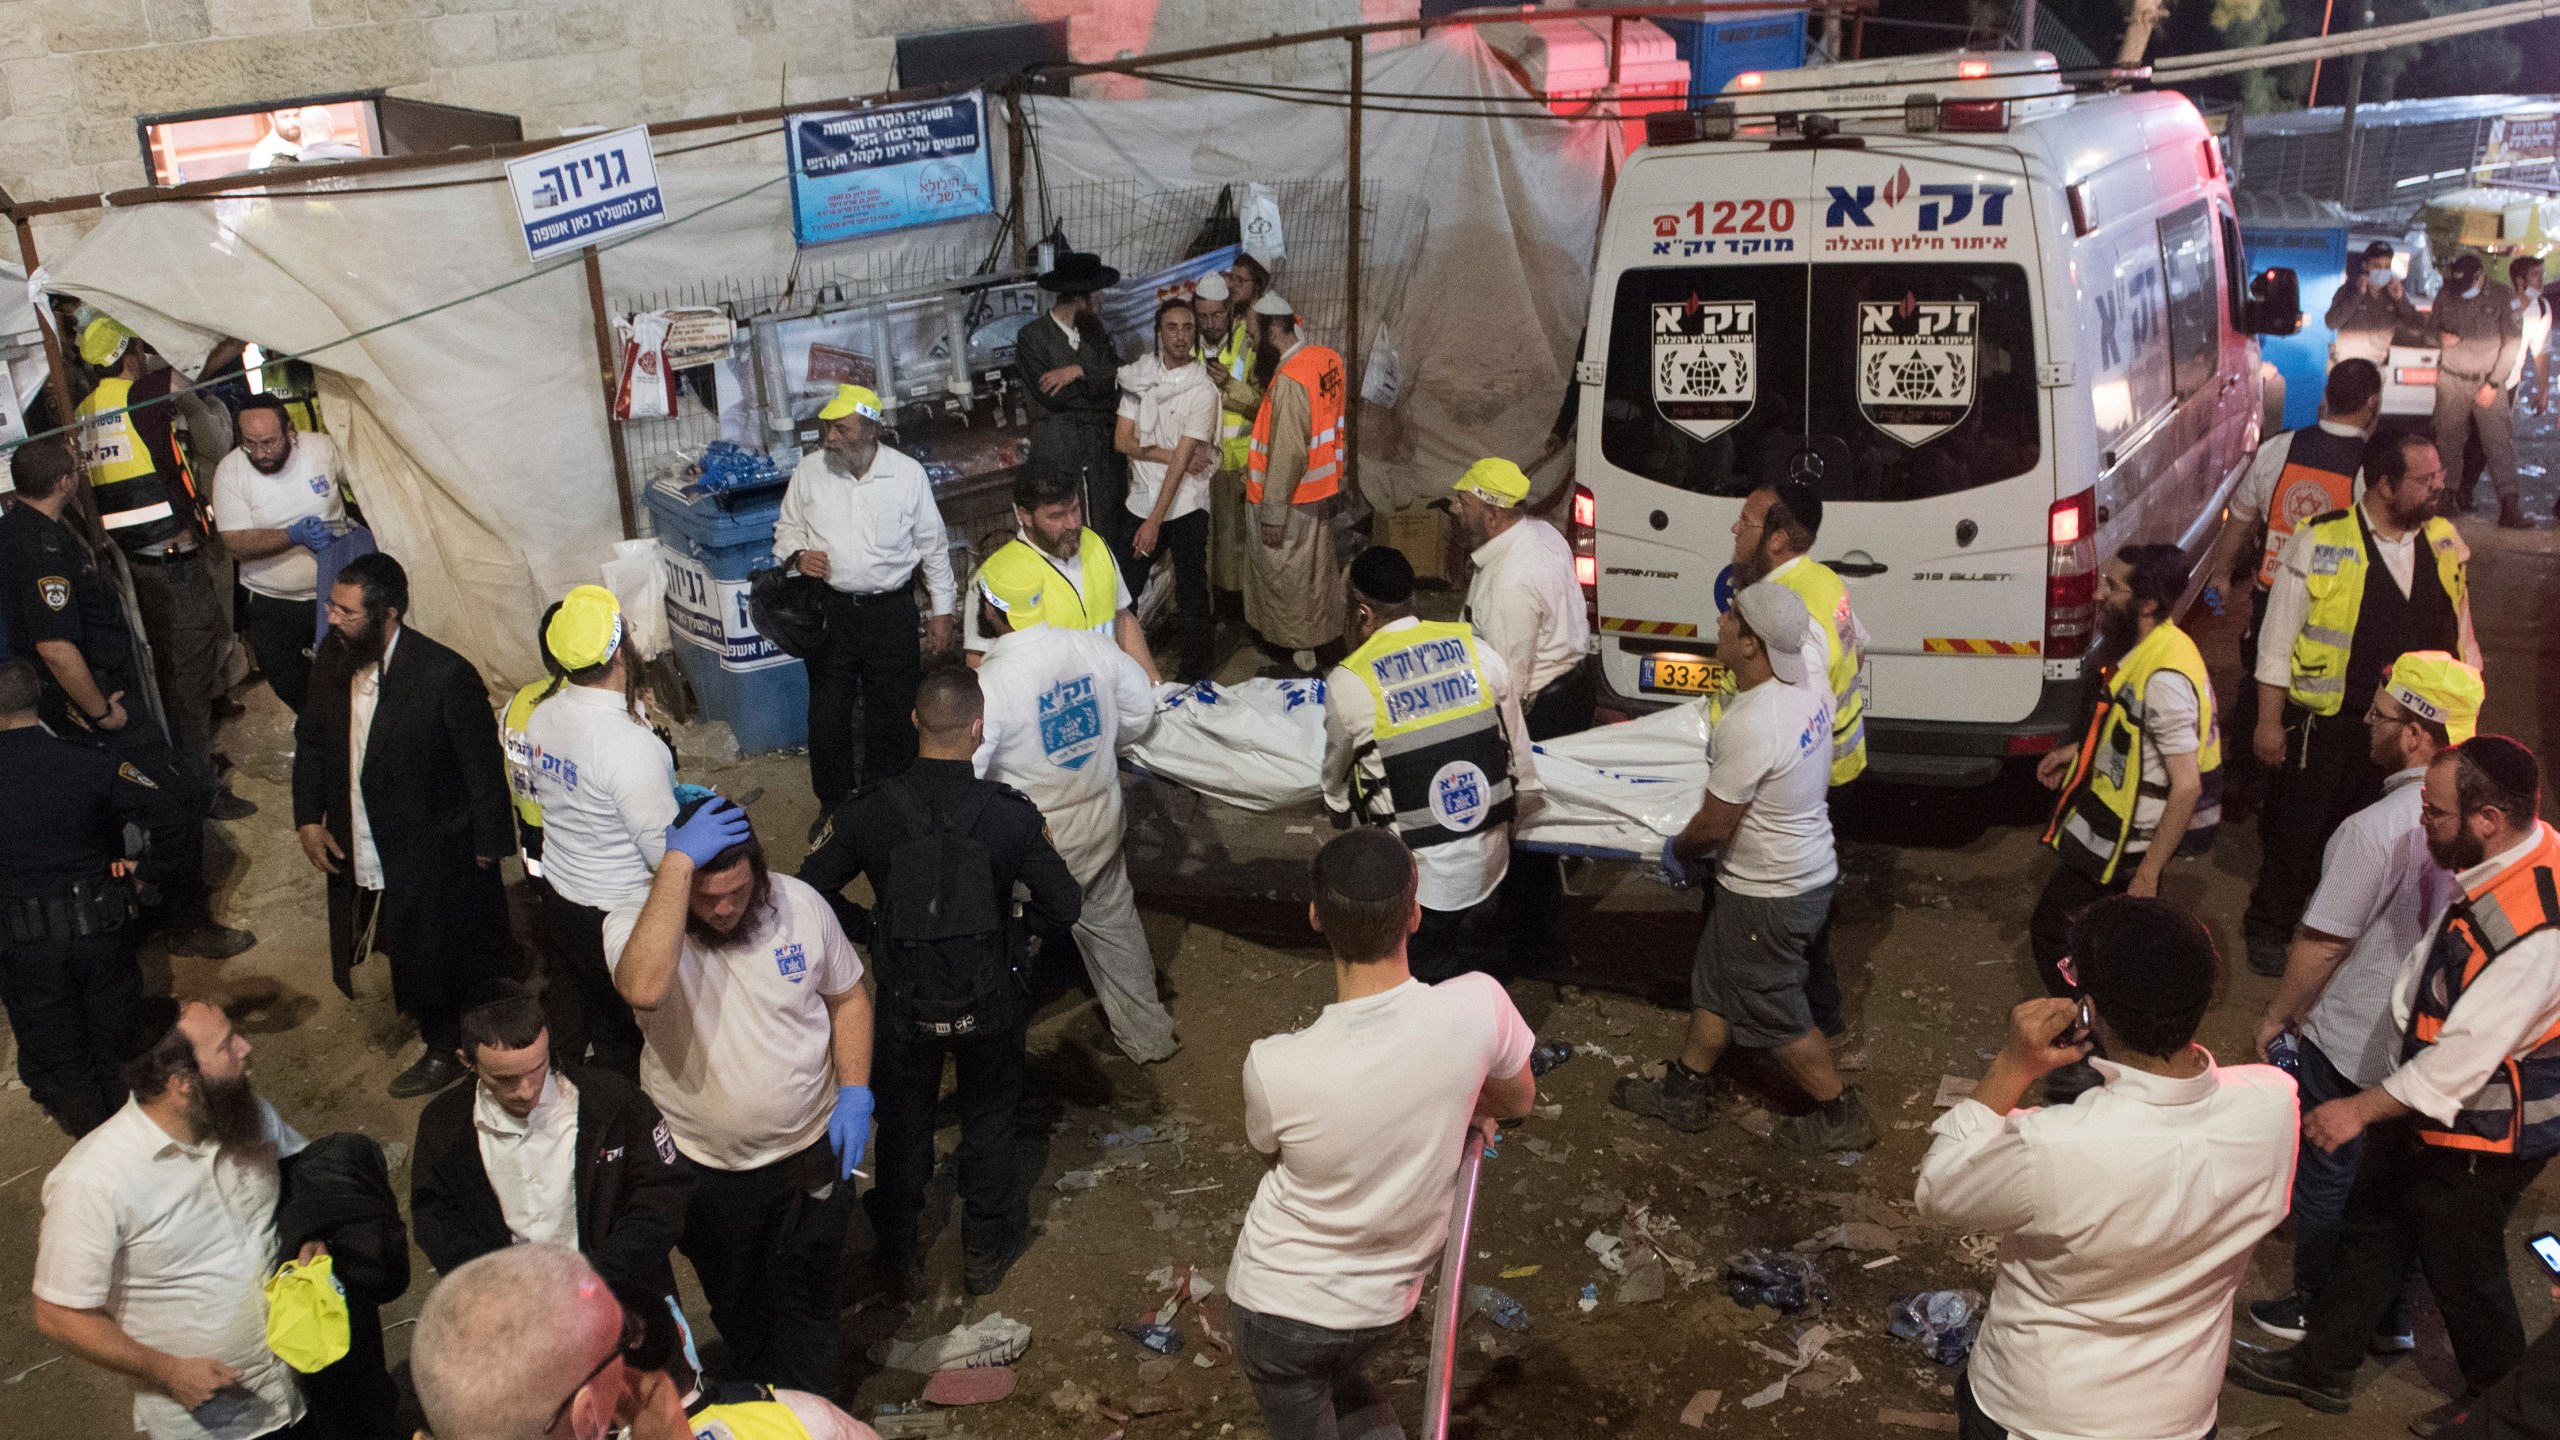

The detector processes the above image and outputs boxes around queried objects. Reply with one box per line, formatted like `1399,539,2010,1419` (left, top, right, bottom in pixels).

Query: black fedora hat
1038,250,1121,295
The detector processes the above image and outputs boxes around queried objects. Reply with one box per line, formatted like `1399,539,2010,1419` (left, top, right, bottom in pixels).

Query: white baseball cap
1731,582,1811,686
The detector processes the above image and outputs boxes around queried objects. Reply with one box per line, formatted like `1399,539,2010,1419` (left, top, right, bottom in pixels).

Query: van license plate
1639,654,1723,695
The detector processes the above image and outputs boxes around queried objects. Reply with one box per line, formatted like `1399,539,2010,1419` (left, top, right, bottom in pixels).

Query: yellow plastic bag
263,1255,350,1373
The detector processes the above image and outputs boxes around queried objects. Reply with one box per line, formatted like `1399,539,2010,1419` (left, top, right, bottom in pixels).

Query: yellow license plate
1638,654,1723,695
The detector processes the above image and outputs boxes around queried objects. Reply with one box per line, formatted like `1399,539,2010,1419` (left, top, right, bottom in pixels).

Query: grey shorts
1690,881,1834,1048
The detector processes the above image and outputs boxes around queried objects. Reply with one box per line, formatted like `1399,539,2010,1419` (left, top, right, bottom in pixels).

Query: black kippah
119,995,182,1065
2458,735,2542,804
1312,827,1414,904
1349,545,1415,606
2069,896,2216,1027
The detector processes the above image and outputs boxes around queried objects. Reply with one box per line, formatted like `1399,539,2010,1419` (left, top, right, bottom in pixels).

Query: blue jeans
2291,1037,2412,1332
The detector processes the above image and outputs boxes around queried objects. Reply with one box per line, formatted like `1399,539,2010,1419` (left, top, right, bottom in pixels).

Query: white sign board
505,127,669,263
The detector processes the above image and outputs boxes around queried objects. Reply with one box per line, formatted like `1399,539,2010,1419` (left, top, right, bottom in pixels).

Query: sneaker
165,918,256,960
2223,1337,2353,1415
1772,1089,1877,1154
963,1230,1032,1295
388,1049,466,1099
2249,1293,2309,1343
2497,496,2531,531
1610,1063,1715,1133
207,788,258,822
2407,1395,2480,1437
2370,1325,2417,1356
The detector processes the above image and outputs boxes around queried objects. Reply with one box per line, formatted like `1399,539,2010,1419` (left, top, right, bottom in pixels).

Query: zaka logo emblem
1652,297,1756,443
1857,294,1979,447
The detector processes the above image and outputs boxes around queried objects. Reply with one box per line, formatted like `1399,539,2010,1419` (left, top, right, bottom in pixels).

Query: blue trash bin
643,484,808,756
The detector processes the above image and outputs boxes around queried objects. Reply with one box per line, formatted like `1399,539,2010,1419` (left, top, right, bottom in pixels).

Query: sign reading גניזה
786,95,994,248
505,126,670,264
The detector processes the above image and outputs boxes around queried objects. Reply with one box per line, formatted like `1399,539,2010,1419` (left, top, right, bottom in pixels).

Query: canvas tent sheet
43,31,1603,686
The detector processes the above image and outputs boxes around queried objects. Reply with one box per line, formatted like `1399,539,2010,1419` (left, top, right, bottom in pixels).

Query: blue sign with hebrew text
787,95,994,248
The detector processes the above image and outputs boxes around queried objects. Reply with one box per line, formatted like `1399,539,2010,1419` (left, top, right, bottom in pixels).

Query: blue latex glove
828,1084,875,1178
1659,833,1694,889
286,515,334,551
664,798,752,868
2201,583,2225,617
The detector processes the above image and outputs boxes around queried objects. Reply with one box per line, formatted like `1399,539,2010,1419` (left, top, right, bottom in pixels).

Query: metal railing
1421,1129,1490,1440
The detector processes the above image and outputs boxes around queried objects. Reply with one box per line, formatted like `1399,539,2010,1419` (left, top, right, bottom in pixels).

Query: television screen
141,97,381,187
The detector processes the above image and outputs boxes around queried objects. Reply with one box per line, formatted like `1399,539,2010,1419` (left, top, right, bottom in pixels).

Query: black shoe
207,788,258,822
2408,1395,2480,1437
165,919,256,959
878,1250,927,1305
2248,1292,2308,1343
2224,1337,2353,1414
388,1050,466,1098
2245,936,2288,978
963,1230,1031,1296
1772,1089,1878,1154
1611,1063,1714,1133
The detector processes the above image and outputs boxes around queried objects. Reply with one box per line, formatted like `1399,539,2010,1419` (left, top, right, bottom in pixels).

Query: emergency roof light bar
1644,50,2071,146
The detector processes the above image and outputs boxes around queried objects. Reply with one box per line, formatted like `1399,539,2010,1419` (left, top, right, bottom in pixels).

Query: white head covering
1193,272,1231,302
1252,292,1296,317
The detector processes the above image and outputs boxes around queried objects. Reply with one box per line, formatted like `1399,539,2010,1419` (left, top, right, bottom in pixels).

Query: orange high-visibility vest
1245,344,1344,506
2400,821,2560,1158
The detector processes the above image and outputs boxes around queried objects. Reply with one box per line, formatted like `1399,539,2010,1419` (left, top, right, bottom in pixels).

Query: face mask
2368,268,2392,286
2461,283,2482,300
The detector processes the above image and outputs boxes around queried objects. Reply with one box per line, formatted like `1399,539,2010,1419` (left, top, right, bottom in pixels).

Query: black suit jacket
409,1063,691,1308
291,625,515,1004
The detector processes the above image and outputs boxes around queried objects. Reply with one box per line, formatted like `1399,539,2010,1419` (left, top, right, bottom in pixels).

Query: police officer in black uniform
0,659,196,1134
1,437,251,960
798,664,1081,1300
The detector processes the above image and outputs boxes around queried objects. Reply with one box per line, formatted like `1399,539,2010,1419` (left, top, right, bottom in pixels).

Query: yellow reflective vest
1767,558,1868,785
686,1388,815,1440
500,679,552,871
991,530,1122,636
1213,318,1254,471
1342,618,1518,849
2286,508,2466,715
2042,620,2224,884
74,376,193,549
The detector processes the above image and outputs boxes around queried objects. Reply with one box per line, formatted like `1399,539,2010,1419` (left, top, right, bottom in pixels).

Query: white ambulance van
1570,51,2300,784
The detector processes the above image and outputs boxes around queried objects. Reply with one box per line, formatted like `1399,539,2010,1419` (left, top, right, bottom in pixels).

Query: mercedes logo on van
1787,449,1826,483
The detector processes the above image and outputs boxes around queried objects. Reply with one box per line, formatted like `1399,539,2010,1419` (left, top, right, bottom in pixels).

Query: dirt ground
1,425,2554,1439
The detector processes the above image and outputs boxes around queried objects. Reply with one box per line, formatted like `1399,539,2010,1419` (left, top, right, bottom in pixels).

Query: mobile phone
2532,1232,2560,1281
2059,996,2094,1049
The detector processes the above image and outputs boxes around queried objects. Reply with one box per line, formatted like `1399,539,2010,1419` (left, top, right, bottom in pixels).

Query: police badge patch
38,576,69,611
118,762,159,790
653,1120,677,1166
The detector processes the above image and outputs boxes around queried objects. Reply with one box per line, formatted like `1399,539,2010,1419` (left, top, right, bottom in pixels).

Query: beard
192,1071,269,1149
1736,532,1781,585
823,440,876,478
1251,340,1284,391
316,613,387,672
2098,603,2141,661
2382,484,2436,532
2428,825,2486,872
245,446,292,476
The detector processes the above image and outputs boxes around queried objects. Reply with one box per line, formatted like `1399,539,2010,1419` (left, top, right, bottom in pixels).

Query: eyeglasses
547,1302,645,1435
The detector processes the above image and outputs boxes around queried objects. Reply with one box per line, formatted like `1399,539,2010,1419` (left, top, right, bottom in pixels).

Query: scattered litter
1465,1284,1531,1331
1616,1252,1668,1305
1103,1124,1189,1148
1725,1250,1829,1313
1685,1295,1775,1336
1864,1255,1902,1271
1574,1040,1636,1067
1284,824,1314,834
1499,1264,1542,1279
1193,1352,1215,1368
1577,1191,1622,1215
1530,1039,1575,1076
1522,1136,1571,1165
921,1365,1015,1406
1737,1323,1839,1411
1165,1183,1223,1196
1877,1410,1960,1433
1531,1098,1563,1121
870,1407,956,1438
1956,1233,2001,1268
1796,1221,1902,1254
4,1355,60,1385
1128,1390,1183,1416
1835,1150,1864,1167
1741,1376,1790,1409
1585,1231,1626,1272
1694,1176,1745,1201
1732,1107,1778,1139
1048,1380,1101,1415
1888,1290,1986,1366
0,1164,38,1190
1679,1389,1722,1426
1056,1171,1101,1191
1578,1283,1600,1313
1142,1264,1217,1328
1119,1321,1184,1355
873,1312,1031,1373
1932,1075,1979,1108
1137,1357,1179,1386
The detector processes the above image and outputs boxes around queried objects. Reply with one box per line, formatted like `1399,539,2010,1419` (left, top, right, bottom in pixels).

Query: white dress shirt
475,1069,580,1248
2510,290,2550,387
1320,617,1540,912
2254,500,2478,690
1116,353,1221,522
2297,766,2452,1088
770,443,957,615
208,433,344,601
1463,517,1590,704
2381,821,2560,1125
973,624,1157,883
348,628,400,891
36,1098,310,1440
524,683,676,912
1916,1056,2297,1440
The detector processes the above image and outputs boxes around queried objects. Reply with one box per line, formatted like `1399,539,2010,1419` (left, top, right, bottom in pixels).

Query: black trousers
0,927,140,1136
2440,1314,2560,1438
805,583,921,808
1498,659,1600,969
682,1139,855,1393
1409,901,1483,983
1955,1369,2214,1440
865,1021,1026,1263
535,893,641,1077
2246,704,2388,956
1124,509,1213,681
2296,1121,2550,1394
296,1294,400,1440
244,590,316,715
2028,857,2127,996
124,548,225,777
2224,586,2272,801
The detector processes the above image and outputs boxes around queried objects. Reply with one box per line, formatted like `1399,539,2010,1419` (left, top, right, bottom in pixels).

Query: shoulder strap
879,775,942,839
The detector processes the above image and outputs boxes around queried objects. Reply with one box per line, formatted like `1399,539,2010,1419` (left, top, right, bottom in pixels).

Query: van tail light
2394,366,2438,387
2045,491,2098,660
1569,483,1599,632
1940,99,2009,132
2066,182,2099,237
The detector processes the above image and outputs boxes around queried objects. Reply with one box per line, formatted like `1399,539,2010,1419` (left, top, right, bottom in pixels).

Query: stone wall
6,0,1414,257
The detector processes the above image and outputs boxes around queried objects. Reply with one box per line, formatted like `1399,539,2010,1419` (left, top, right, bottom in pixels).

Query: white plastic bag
1123,678,1327,810
613,310,675,421
1241,182,1285,268
597,539,670,660
1515,698,1714,856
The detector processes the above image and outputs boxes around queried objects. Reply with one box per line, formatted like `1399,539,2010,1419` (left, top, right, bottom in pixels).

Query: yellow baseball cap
976,540,1049,626
546,584,625,671
263,1255,351,1374
817,384,883,423
79,316,136,368
1449,457,1531,508
2383,651,2483,744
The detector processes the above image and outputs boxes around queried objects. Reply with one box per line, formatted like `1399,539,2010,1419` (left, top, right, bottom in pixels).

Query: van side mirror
2246,267,2302,336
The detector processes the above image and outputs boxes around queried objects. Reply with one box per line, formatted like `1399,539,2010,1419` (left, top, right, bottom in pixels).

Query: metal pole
2016,0,2038,51
2337,3,2371,207
1345,35,1363,502
1004,89,1029,267
2307,0,2338,106
1420,1133,1488,1440
581,244,640,540
10,214,78,439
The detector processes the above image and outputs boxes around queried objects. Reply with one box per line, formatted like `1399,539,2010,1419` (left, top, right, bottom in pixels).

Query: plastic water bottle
2266,1031,2301,1078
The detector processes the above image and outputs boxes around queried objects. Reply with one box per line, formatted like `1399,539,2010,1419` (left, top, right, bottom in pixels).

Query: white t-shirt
36,1098,309,1440
1705,677,1836,896
603,874,862,1172
1116,353,1220,522
527,684,677,912
2121,669,2201,856
2299,767,2448,1088
208,433,345,601
974,624,1158,881
1226,974,1535,1330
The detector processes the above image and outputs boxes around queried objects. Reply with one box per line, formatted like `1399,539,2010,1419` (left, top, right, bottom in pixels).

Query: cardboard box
1374,505,1457,585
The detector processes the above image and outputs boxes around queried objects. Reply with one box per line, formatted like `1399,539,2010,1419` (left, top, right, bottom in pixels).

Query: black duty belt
1,875,129,947
124,546,202,567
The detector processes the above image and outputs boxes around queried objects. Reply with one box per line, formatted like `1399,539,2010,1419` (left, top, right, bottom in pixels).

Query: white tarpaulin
40,31,1601,686
1125,679,1707,858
